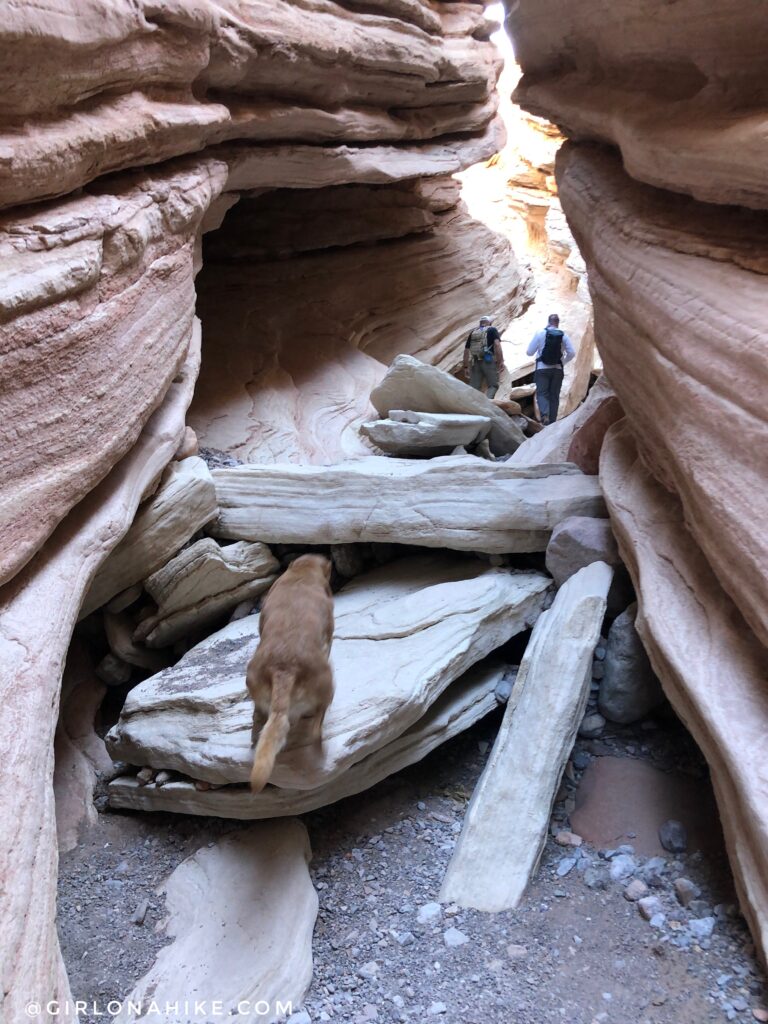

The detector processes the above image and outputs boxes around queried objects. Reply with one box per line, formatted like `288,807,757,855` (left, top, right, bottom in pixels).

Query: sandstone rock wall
505,0,768,962
0,2,515,1014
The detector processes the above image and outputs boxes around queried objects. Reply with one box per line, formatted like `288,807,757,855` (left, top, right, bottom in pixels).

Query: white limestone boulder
440,561,613,911
106,556,551,790
114,821,317,1024
360,411,491,456
138,538,279,647
108,659,507,819
370,354,526,453
82,457,218,617
209,457,605,554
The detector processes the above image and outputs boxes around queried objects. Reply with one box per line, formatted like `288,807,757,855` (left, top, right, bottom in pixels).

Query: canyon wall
0,2,517,1015
505,0,768,962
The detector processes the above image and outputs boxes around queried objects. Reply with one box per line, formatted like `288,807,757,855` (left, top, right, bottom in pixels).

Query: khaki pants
469,357,499,398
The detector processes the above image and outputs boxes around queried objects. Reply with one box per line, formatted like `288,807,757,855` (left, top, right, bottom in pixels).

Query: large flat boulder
360,411,491,456
82,456,218,617
108,659,506,819
601,421,768,966
107,556,551,790
209,457,605,554
440,560,613,911
370,354,526,454
139,538,279,648
114,821,317,1024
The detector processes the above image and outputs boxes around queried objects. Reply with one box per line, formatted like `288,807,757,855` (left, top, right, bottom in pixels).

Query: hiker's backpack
541,327,564,365
468,326,493,360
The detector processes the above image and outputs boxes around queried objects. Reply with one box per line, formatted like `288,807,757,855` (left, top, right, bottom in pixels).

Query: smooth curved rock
190,190,529,464
0,330,199,1022
53,642,111,854
557,145,768,648
108,660,506,819
371,354,526,454
114,821,317,1024
441,561,613,910
360,411,491,457
508,0,768,208
106,556,551,789
209,457,605,554
600,421,768,966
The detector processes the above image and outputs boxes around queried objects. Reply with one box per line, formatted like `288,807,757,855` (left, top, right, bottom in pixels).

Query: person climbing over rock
526,313,575,424
462,315,505,398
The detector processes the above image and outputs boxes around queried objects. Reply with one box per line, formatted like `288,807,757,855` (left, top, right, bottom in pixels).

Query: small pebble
443,927,469,948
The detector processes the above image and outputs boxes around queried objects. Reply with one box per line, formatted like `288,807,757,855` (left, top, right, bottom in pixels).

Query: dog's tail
250,669,295,792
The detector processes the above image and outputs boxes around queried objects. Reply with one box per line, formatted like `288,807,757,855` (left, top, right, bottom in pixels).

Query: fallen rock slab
138,538,279,647
82,456,218,616
107,556,551,789
114,821,317,1024
370,354,525,454
440,560,612,911
209,457,605,554
108,660,505,819
360,411,491,456
601,420,768,966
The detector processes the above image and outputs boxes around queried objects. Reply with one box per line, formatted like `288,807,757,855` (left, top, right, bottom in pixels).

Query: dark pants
534,366,564,423
469,358,499,398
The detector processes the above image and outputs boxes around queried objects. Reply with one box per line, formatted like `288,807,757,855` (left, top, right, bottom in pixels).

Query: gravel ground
58,709,767,1024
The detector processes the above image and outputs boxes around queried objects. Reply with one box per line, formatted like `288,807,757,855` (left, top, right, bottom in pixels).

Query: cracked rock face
106,556,552,789
108,659,507,820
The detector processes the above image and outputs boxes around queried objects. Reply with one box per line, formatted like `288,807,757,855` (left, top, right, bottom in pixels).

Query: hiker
526,313,575,424
462,315,505,398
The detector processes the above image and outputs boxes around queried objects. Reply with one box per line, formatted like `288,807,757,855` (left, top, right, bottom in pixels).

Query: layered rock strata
189,184,529,463
0,329,199,1021
208,457,605,554
440,561,612,910
108,660,506,819
601,422,768,966
107,556,551,789
556,145,768,649
508,0,768,209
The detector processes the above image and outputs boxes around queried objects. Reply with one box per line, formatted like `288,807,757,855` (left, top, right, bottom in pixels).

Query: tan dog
246,554,334,792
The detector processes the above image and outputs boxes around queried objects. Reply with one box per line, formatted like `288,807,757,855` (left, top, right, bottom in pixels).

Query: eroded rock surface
601,421,768,966
107,556,551,789
114,821,317,1024
361,411,492,457
209,457,605,554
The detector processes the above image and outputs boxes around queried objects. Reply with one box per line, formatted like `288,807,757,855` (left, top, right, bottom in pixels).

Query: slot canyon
0,2,765,1023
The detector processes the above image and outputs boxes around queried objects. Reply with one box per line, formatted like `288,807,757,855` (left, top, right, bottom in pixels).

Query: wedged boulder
370,354,526,454
601,421,768,965
138,538,279,648
546,514,632,614
440,561,613,911
81,457,217,617
209,457,605,554
106,556,552,790
598,602,664,724
360,411,491,456
114,821,317,1024
108,659,506,819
